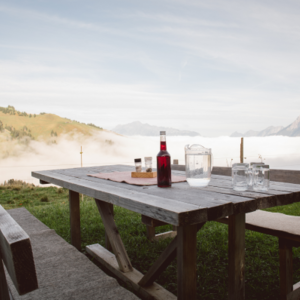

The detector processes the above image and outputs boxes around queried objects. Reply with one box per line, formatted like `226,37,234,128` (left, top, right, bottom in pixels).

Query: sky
1,0,300,136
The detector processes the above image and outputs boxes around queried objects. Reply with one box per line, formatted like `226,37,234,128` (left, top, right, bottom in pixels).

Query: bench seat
5,208,139,300
218,210,300,245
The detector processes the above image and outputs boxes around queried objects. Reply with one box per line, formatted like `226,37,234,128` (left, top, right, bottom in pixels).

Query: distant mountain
276,116,300,137
112,121,200,136
230,115,300,137
257,126,284,137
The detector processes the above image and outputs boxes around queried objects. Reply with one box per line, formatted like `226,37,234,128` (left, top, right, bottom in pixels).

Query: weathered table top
32,165,300,226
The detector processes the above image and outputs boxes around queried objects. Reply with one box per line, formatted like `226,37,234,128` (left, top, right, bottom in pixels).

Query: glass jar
134,158,142,172
232,163,249,191
144,157,152,172
247,162,265,189
253,165,270,191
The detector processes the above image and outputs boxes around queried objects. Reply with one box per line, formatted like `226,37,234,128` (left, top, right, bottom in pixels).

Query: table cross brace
95,199,133,273
138,222,205,287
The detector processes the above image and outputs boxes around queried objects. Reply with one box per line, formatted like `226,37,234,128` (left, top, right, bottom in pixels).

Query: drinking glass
247,162,265,189
253,165,270,191
232,163,249,191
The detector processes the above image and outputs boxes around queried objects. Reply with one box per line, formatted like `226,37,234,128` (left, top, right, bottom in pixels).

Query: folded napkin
88,171,186,186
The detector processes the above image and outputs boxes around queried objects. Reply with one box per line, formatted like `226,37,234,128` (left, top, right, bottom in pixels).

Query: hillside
0,106,103,140
113,121,200,136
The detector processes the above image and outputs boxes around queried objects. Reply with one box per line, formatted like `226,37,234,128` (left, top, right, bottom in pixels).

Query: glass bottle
157,131,171,187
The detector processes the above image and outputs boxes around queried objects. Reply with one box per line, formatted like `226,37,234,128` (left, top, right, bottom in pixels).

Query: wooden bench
0,205,38,300
145,165,300,300
1,206,139,300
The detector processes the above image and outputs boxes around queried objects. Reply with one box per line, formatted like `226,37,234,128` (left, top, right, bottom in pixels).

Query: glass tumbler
253,165,270,191
247,162,265,189
232,163,249,191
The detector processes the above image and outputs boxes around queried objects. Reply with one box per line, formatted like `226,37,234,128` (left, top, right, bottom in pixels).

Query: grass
0,110,101,139
1,182,300,300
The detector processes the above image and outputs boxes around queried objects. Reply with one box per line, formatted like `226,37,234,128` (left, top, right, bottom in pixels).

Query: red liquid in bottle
157,136,171,188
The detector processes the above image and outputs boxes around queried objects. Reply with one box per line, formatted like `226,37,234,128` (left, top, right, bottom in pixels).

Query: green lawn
1,181,300,300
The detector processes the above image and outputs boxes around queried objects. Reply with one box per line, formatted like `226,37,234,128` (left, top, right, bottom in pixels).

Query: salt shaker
134,158,142,172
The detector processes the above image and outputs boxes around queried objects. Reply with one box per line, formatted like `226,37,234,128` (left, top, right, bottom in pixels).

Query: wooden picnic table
32,164,300,300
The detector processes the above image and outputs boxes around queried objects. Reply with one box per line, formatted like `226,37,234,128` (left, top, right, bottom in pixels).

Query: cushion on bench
5,208,139,300
219,210,300,244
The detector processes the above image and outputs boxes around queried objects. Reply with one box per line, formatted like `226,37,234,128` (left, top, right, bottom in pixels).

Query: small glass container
134,158,142,172
232,163,249,191
247,162,265,189
253,165,270,191
144,157,152,172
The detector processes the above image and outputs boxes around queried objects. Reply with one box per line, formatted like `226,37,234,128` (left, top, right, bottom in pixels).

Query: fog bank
1,132,300,185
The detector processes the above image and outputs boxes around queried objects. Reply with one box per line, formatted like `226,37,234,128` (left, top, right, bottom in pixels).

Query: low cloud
1,133,300,185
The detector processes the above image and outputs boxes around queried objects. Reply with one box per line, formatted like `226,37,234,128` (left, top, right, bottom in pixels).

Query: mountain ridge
113,121,200,136
230,116,300,137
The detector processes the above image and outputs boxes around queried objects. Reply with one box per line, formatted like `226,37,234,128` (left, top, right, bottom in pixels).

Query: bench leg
279,238,293,300
146,225,156,241
0,257,10,300
69,190,81,251
177,224,197,300
228,213,245,300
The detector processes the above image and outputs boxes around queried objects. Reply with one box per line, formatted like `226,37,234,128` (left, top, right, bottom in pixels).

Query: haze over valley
1,106,300,184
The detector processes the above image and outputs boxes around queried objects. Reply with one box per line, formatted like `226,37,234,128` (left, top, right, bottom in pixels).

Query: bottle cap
134,158,141,163
160,131,166,135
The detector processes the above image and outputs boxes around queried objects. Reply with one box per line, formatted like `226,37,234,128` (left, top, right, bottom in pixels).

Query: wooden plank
138,236,178,287
152,231,177,241
69,190,81,251
288,282,300,300
105,203,114,252
177,224,198,300
142,215,168,227
91,175,237,220
0,255,10,300
228,213,245,300
218,214,300,244
0,205,38,295
70,168,253,220
279,238,293,300
271,169,300,185
95,199,133,273
86,244,176,300
32,170,207,226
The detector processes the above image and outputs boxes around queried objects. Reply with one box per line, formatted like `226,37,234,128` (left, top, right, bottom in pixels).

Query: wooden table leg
69,190,81,251
177,224,197,300
105,204,114,252
279,238,293,300
228,213,245,300
95,199,133,273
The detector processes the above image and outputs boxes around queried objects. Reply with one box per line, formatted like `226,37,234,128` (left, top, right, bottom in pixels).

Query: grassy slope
1,183,300,300
0,112,100,139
